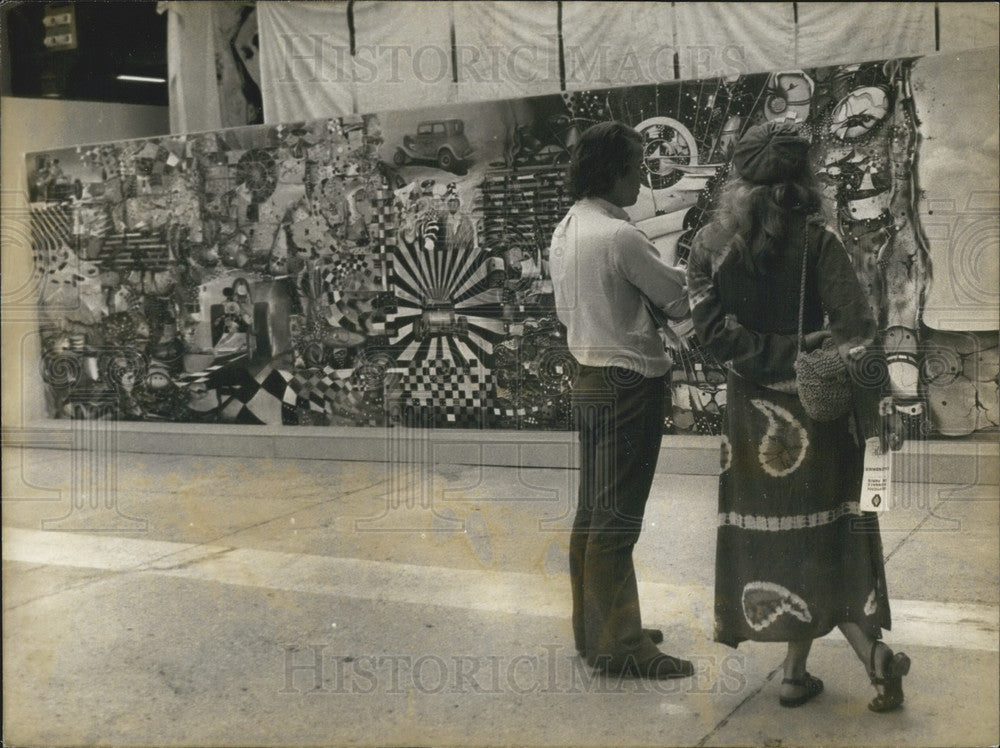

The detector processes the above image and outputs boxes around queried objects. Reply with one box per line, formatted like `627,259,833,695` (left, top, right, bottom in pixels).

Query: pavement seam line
883,494,976,564
0,475,396,612
695,667,781,747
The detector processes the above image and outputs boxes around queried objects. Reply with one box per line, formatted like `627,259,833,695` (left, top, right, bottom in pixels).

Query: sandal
868,641,911,712
779,672,824,708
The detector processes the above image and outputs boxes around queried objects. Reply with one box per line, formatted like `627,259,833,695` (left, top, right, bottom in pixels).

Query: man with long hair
549,121,692,679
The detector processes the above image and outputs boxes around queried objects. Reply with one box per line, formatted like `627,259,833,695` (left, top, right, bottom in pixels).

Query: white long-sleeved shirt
549,197,688,377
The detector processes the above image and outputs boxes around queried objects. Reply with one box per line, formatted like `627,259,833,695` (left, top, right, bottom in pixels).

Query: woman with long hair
687,121,911,711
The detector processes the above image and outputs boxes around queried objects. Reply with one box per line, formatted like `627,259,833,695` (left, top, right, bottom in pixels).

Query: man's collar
579,196,630,221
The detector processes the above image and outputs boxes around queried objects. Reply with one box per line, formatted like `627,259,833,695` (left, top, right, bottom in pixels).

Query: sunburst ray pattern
387,229,504,368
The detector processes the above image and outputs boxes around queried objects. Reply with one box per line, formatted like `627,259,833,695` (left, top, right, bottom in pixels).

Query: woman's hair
709,161,827,272
567,121,642,201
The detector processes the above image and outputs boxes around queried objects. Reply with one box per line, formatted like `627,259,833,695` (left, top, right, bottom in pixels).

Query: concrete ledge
2,421,996,483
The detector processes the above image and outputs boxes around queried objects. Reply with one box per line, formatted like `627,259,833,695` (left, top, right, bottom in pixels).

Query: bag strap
796,216,810,355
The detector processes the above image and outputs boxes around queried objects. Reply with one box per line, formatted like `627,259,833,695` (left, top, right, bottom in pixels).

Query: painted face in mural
146,370,171,390
232,278,252,303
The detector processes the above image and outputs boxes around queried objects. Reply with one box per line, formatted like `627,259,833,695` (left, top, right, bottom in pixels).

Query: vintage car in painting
393,119,474,173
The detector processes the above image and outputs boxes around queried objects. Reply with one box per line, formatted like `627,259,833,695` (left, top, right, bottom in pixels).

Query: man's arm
614,224,689,319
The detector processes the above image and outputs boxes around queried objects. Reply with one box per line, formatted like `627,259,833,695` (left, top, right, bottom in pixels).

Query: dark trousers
570,366,666,669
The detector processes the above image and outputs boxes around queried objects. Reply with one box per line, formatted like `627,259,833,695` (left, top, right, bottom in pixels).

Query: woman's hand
801,329,831,351
839,342,868,366
879,396,906,451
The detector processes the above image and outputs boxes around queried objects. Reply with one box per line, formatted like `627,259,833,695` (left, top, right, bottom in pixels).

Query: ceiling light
117,75,166,84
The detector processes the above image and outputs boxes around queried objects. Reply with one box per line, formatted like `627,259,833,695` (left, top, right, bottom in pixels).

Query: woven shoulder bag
792,219,853,422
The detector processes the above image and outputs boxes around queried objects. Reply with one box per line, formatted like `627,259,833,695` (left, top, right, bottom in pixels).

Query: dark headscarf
733,121,810,185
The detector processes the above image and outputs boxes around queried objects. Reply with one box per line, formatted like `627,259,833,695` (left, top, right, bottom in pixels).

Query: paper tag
860,436,892,512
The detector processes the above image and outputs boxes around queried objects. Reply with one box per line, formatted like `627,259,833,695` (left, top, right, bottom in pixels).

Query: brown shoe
601,653,694,680
575,628,663,657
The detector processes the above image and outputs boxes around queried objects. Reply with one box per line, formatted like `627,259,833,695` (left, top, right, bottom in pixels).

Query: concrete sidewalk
2,447,998,747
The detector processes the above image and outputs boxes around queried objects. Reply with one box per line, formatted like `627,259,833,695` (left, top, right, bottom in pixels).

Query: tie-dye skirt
714,371,891,647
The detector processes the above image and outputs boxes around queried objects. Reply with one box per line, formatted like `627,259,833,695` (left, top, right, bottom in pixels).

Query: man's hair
567,121,643,201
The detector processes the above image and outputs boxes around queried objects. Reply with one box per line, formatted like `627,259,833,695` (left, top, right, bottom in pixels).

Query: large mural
28,54,999,435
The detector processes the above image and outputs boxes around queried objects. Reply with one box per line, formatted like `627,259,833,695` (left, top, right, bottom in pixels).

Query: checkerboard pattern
391,357,491,425
321,256,368,292
280,366,359,413
176,352,249,387
372,187,397,246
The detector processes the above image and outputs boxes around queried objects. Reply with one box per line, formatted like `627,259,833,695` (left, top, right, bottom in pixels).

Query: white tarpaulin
674,2,796,79
250,1,958,122
938,2,1000,52
452,1,561,103
560,1,675,90
796,2,936,67
352,0,456,114
258,1,355,123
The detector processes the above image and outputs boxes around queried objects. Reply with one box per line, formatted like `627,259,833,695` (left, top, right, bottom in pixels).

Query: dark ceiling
3,0,168,106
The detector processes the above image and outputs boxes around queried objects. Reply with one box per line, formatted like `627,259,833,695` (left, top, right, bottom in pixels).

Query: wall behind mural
28,52,999,436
